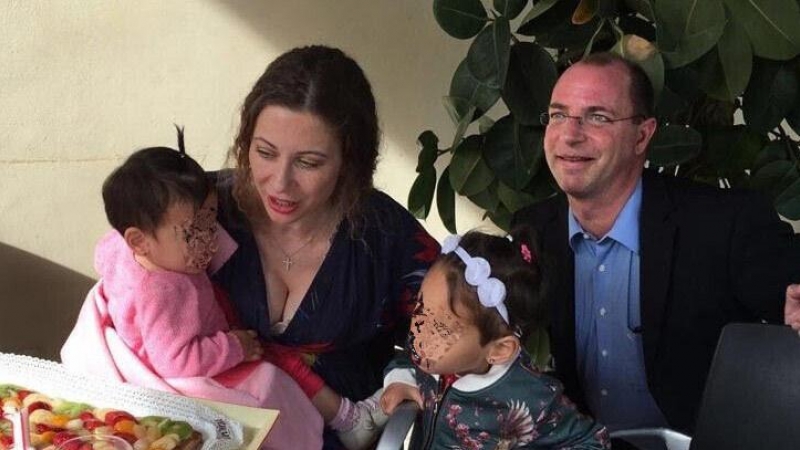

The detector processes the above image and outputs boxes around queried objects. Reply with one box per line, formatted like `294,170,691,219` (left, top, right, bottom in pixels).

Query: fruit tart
0,385,203,450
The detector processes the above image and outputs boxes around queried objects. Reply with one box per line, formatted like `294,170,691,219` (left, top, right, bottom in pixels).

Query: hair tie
441,235,509,324
520,244,532,263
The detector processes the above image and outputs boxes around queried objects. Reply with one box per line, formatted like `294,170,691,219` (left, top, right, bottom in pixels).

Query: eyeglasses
540,112,645,128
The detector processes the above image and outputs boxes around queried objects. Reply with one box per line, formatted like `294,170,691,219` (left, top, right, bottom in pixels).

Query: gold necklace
268,232,317,271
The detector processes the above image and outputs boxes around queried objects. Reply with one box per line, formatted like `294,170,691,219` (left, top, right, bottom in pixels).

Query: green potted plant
408,0,800,232
408,0,800,366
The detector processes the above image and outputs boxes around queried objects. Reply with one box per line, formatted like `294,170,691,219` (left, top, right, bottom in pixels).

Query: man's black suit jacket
513,170,800,433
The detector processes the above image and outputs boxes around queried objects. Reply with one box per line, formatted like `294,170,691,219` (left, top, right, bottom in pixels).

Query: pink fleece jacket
95,231,244,378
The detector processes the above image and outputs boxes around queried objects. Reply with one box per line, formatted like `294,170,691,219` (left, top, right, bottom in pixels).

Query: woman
212,45,439,448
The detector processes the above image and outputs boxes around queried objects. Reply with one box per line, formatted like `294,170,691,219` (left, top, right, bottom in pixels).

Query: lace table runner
0,353,244,450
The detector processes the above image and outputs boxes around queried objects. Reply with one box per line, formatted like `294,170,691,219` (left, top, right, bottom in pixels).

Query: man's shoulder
643,170,773,212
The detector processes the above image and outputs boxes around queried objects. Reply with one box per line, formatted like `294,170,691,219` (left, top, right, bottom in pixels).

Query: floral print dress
389,352,610,450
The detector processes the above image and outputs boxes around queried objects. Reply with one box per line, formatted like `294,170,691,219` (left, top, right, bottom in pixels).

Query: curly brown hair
230,45,380,227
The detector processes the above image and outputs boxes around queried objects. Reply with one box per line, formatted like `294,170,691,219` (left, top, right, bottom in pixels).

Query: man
512,52,800,434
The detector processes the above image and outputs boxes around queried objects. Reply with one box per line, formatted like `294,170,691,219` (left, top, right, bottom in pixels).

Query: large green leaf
664,64,703,105
519,0,559,25
433,0,488,40
502,42,558,126
787,105,800,135
437,167,457,233
624,0,655,22
449,135,495,196
467,179,501,213
517,0,599,49
750,159,800,199
497,181,539,213
466,17,511,89
618,14,656,42
752,141,790,173
483,115,544,190
697,10,752,102
572,0,599,25
450,59,502,119
522,166,558,201
408,166,437,219
654,86,691,120
493,0,526,19
722,0,800,60
743,59,799,133
486,204,513,230
702,126,763,175
775,176,800,219
655,0,726,68
647,123,703,166
442,96,470,126
525,328,551,370
612,34,665,100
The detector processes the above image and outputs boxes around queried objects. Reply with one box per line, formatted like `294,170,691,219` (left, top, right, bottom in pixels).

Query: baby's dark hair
102,126,209,235
437,227,546,346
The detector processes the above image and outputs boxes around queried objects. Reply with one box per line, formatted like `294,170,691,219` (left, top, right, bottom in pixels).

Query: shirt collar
446,351,519,392
568,178,642,253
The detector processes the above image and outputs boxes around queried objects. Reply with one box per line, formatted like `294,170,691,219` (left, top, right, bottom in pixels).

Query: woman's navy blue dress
212,173,439,447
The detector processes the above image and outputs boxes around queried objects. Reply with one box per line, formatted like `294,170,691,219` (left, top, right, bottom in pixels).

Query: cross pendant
282,256,293,271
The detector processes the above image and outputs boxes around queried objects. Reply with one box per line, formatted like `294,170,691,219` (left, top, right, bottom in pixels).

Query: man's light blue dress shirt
569,179,667,431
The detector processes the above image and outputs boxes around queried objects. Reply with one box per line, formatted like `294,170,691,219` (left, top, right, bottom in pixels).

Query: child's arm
522,377,610,450
138,276,246,378
228,329,264,361
261,342,327,399
380,351,423,414
381,382,422,414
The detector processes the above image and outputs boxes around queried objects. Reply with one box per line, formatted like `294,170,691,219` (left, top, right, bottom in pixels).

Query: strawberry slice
35,423,54,433
52,431,77,446
104,410,136,426
78,411,95,421
113,431,137,444
82,418,105,431
16,390,31,401
27,401,52,414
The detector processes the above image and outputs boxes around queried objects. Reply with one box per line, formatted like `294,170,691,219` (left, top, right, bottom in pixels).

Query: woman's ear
123,227,150,256
486,335,520,366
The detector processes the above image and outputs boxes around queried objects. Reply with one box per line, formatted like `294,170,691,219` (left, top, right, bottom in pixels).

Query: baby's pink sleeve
137,275,245,378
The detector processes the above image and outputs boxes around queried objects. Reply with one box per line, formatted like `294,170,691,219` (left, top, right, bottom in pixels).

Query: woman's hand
229,329,264,361
380,382,423,415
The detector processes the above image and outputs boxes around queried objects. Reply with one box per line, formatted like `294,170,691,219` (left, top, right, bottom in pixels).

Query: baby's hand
229,329,264,362
380,382,423,415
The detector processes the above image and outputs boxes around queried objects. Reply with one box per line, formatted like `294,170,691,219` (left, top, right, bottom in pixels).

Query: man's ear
634,116,658,156
123,227,150,256
486,335,520,366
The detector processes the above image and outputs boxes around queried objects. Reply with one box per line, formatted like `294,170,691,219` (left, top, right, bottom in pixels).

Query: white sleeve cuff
383,367,417,389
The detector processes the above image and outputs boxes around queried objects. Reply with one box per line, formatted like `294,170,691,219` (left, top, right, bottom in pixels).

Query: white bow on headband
441,235,509,324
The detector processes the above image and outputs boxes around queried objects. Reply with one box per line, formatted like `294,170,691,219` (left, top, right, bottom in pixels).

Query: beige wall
0,1,492,281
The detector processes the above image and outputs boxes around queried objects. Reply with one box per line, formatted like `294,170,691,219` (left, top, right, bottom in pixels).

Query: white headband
441,235,509,324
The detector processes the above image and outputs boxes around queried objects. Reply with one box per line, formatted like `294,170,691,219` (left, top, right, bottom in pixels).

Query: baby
380,229,610,449
74,127,380,449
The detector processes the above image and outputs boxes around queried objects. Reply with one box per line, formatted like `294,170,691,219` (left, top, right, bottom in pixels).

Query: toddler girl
63,128,378,449
380,229,610,449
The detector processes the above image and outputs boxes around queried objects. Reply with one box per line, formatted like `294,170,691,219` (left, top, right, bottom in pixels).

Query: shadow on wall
213,0,465,159
0,242,94,361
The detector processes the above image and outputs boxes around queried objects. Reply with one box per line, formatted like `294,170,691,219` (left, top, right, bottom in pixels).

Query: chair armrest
610,427,692,450
375,401,420,450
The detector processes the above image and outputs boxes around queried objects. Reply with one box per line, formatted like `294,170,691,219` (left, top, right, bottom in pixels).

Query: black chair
612,323,800,450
